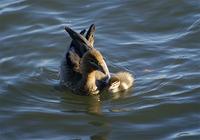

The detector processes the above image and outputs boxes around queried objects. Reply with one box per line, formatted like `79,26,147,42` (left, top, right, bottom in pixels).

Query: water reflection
59,84,133,114
90,132,110,140
58,87,134,140
59,90,113,140
86,95,102,115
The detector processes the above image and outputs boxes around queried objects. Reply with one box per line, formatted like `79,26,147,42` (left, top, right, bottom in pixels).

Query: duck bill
100,61,111,81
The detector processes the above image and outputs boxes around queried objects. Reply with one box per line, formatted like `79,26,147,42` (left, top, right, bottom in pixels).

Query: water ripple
0,0,200,139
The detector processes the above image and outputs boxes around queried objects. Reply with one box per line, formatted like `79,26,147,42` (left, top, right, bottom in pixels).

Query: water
0,0,200,139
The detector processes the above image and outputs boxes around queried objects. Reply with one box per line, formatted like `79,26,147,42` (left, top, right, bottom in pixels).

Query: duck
64,24,109,82
61,24,134,95
60,26,110,95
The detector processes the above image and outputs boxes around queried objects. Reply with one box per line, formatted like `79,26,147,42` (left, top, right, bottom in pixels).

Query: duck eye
89,59,97,65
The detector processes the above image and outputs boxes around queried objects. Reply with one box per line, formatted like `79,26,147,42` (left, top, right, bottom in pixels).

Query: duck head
81,49,110,79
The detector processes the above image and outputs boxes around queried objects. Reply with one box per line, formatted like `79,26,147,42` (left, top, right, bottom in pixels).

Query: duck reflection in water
60,24,134,95
59,93,111,140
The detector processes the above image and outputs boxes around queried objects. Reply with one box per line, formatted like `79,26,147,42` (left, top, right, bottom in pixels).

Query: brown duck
60,25,110,95
65,25,134,93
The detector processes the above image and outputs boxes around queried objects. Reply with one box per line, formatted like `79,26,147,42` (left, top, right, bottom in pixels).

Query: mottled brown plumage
79,49,110,94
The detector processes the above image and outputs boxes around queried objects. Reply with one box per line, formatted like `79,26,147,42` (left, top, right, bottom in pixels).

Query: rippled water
1,0,200,139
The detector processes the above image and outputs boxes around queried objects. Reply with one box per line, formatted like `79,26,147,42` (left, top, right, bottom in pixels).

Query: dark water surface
1,0,200,139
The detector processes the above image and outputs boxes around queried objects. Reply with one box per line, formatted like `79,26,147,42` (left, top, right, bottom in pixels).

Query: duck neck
82,70,97,92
